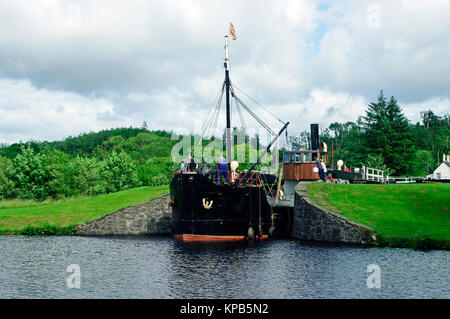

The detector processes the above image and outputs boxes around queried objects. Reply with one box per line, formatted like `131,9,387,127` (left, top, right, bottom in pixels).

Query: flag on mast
229,22,236,40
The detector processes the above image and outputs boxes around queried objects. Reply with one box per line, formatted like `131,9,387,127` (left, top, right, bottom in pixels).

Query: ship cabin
283,149,329,182
278,148,329,208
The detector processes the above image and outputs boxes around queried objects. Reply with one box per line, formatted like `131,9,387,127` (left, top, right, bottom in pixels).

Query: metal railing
386,176,425,184
361,166,385,183
174,168,262,186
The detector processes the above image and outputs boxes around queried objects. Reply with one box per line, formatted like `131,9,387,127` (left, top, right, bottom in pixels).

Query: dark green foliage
375,234,450,251
412,110,449,166
413,150,435,175
101,151,141,192
363,92,416,175
0,156,14,200
6,145,50,200
0,128,176,201
0,127,147,159
321,119,368,168
137,157,178,186
315,91,448,175
362,154,394,176
65,156,106,196
21,223,76,236
42,150,71,199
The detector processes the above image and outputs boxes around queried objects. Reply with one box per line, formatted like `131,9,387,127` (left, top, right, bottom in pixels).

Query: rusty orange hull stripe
174,234,269,242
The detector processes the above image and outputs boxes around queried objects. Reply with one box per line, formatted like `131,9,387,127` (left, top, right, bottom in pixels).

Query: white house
431,161,450,180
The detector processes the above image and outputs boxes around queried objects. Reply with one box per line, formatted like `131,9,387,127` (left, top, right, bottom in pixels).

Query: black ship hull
170,172,273,242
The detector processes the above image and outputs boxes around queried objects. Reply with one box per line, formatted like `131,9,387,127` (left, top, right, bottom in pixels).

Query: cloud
0,0,449,144
0,79,134,143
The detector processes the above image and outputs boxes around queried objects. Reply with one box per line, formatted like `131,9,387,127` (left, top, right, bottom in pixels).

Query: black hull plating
170,173,273,239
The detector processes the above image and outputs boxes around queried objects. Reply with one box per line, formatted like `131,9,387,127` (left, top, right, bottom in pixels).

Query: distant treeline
0,91,449,201
0,126,267,201
289,91,449,176
0,128,179,201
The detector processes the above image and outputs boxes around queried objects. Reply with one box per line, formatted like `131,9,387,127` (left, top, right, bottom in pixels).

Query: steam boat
170,29,389,242
170,34,289,242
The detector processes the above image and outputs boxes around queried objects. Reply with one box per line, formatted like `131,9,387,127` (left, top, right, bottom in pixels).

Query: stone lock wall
75,194,172,236
291,183,376,245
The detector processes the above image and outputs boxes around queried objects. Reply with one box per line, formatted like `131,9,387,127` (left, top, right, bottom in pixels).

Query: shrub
66,156,106,196
0,156,14,200
101,151,141,193
137,157,177,186
7,145,49,200
21,223,76,236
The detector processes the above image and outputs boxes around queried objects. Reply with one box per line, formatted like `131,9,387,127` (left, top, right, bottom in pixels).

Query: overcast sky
1,0,450,144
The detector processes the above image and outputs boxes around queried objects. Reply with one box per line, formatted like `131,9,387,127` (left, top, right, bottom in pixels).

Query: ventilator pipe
337,160,344,171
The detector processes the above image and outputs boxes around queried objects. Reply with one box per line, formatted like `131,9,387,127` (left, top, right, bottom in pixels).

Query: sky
0,0,450,144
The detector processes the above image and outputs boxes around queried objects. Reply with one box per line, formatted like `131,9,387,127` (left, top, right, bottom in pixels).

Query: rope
234,96,248,131
257,173,277,202
231,82,286,125
202,81,225,139
231,86,273,134
201,81,224,137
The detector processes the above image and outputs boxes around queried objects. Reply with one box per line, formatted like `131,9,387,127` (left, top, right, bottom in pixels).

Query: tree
0,156,14,199
7,144,49,200
137,157,177,186
414,150,434,175
362,154,394,176
66,156,106,196
101,151,141,193
412,110,449,165
363,91,416,175
42,150,71,199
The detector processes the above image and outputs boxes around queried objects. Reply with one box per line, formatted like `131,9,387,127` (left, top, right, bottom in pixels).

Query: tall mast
224,35,232,164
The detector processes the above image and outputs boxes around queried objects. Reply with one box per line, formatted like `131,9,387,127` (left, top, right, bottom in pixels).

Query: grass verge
0,185,169,235
306,183,450,250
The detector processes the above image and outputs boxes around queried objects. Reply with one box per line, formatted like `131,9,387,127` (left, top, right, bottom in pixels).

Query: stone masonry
291,182,376,245
75,194,171,236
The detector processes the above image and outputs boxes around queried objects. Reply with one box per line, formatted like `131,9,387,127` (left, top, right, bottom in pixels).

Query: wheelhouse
283,150,329,181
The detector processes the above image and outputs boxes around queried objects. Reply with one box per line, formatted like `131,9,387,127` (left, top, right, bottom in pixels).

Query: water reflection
0,236,448,299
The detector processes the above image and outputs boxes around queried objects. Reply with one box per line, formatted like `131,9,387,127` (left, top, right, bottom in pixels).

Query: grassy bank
307,183,450,250
0,185,169,235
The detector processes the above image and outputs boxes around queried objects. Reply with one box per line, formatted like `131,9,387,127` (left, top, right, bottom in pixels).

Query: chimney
310,124,319,151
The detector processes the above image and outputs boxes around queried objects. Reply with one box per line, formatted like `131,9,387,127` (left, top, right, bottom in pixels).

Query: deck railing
174,169,262,186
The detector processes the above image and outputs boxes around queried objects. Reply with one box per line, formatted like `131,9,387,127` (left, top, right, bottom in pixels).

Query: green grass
307,183,450,249
0,185,169,234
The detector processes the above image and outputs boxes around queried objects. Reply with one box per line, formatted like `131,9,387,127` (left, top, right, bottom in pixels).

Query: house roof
433,161,450,173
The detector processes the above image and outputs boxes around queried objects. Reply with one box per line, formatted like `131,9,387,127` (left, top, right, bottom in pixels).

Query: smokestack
311,124,319,151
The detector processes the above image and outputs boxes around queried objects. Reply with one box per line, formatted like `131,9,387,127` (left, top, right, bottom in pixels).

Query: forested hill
0,127,180,201
0,127,175,161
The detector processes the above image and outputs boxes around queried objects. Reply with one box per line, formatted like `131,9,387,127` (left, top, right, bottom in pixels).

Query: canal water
0,236,448,299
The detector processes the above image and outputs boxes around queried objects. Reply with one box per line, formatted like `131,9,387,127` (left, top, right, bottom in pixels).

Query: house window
436,173,441,179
